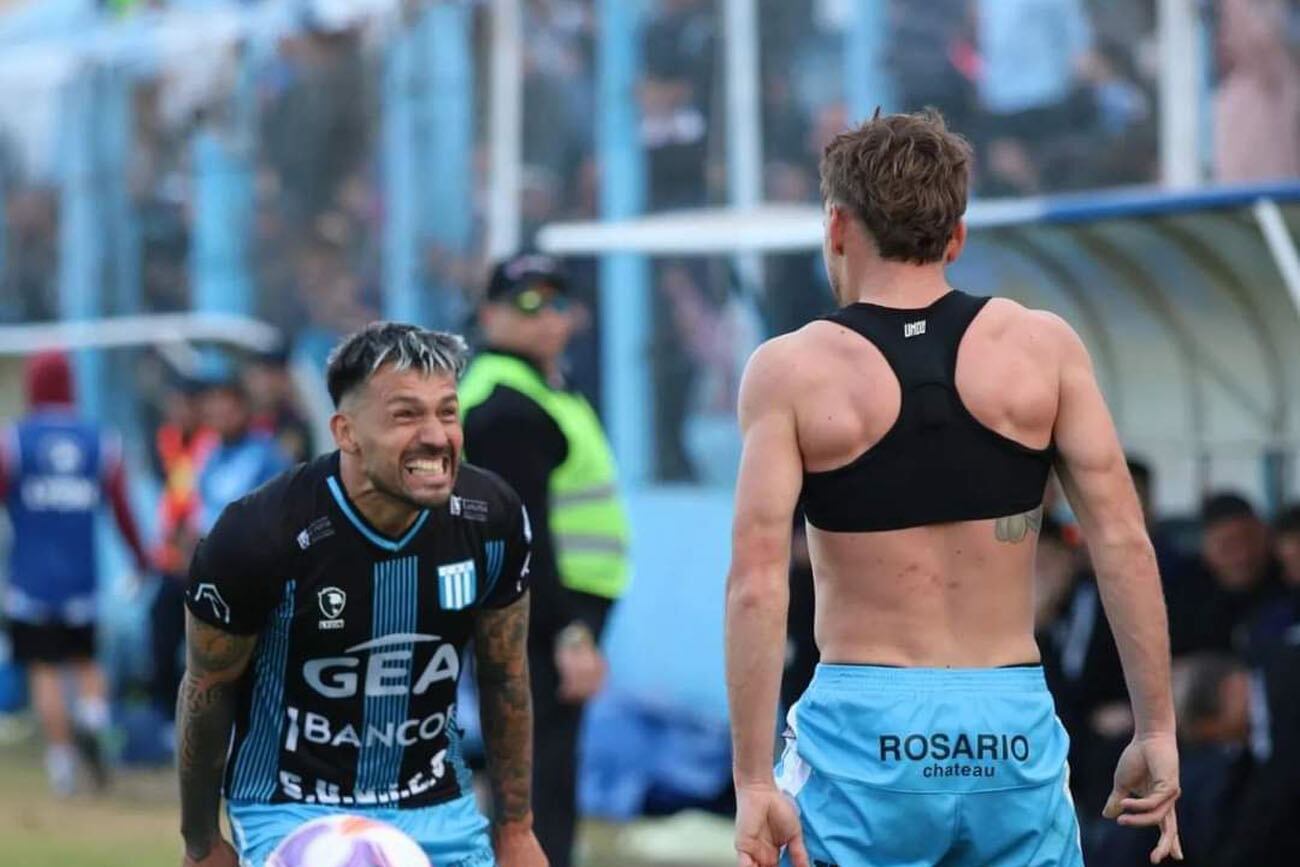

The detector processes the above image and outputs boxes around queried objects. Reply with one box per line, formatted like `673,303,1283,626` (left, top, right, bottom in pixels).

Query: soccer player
1,350,150,795
725,110,1182,866
177,324,546,867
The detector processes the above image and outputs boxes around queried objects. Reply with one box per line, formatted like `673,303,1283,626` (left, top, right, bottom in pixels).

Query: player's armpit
474,592,534,827
178,612,257,861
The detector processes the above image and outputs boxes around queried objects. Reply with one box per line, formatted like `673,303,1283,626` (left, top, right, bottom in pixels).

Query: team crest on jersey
437,560,477,611
317,586,346,630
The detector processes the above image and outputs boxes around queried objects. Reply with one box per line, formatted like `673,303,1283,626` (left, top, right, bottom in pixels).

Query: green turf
0,738,180,866
0,723,733,867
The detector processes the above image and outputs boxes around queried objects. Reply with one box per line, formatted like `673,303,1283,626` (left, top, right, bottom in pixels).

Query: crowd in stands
1035,460,1300,865
3,2,1298,485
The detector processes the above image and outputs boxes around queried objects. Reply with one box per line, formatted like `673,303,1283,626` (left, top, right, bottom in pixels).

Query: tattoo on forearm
177,614,256,859
474,593,533,825
995,506,1044,544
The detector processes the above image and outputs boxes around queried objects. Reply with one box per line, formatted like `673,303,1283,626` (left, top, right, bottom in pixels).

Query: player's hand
734,783,809,867
1103,733,1183,863
181,836,238,867
494,819,549,866
554,625,606,703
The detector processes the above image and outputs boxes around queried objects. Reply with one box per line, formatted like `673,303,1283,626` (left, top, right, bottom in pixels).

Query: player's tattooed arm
474,592,534,827
178,612,257,861
995,505,1044,543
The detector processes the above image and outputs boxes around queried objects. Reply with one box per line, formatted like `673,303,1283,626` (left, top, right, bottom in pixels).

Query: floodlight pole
57,68,106,421
723,0,764,299
597,0,651,486
487,0,523,260
1158,0,1206,188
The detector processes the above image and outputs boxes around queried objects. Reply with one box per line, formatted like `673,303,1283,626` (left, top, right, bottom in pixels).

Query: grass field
0,735,179,866
0,720,733,867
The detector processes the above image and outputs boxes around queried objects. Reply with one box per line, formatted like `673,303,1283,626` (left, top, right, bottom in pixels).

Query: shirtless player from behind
725,110,1181,866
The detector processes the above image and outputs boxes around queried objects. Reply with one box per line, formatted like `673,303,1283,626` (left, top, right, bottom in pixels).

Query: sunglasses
510,287,571,316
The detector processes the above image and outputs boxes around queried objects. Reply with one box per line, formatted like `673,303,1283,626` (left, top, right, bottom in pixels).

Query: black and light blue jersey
185,452,530,810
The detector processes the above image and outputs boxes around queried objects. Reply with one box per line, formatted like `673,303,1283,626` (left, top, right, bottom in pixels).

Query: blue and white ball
267,814,432,867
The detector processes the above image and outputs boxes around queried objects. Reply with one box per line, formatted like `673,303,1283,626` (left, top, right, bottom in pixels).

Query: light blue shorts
227,793,495,867
775,665,1083,867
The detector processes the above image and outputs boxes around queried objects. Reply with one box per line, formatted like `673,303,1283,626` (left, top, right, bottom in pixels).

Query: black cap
485,252,568,302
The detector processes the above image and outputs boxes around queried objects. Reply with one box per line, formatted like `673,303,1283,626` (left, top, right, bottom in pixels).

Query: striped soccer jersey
185,452,530,810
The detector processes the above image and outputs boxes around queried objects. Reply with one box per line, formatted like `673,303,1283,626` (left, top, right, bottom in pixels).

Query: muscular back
737,297,1080,668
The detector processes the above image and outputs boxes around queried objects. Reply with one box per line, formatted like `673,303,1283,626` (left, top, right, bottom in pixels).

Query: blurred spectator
147,377,215,742
290,233,379,363
1216,632,1300,865
1035,512,1130,839
1244,503,1300,658
522,0,594,202
260,28,370,222
1077,37,1158,186
1127,456,1194,588
887,0,977,134
193,376,291,534
1167,492,1283,660
1,188,59,322
244,350,314,465
641,0,715,210
1169,653,1256,867
1213,0,1300,182
1276,504,1300,588
974,0,1096,194
0,352,150,795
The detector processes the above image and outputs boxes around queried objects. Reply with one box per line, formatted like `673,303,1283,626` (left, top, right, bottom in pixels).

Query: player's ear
330,411,360,455
944,219,967,264
829,204,848,256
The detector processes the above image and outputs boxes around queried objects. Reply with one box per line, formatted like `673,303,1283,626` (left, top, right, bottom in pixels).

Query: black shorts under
7,620,96,664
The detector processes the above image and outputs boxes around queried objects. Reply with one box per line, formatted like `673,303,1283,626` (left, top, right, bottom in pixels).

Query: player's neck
338,455,423,537
845,263,950,310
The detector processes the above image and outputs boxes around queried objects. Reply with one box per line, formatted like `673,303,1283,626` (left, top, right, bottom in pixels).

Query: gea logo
303,634,460,699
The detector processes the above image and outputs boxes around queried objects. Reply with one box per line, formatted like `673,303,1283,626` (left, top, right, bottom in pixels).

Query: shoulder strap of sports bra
823,290,991,388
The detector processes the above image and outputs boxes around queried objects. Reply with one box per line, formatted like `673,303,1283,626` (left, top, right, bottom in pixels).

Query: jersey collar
325,465,430,553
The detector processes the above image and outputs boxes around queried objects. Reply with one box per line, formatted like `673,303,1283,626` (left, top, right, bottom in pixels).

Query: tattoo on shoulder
186,616,258,675
995,506,1044,544
475,596,529,671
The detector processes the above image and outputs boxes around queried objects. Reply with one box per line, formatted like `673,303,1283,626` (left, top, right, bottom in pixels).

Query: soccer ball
267,814,432,867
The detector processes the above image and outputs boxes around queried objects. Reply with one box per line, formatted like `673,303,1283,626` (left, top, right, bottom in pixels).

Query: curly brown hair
819,109,972,265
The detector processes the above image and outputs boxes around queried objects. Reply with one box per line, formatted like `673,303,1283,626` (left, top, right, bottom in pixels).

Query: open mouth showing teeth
404,455,451,480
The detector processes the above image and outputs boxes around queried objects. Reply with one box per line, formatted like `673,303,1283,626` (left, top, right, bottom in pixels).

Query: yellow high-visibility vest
460,353,630,599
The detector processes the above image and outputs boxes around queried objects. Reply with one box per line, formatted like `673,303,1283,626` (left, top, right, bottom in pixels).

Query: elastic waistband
810,663,1048,693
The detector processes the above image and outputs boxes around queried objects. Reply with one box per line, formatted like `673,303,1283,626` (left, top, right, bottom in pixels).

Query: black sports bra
801,290,1053,533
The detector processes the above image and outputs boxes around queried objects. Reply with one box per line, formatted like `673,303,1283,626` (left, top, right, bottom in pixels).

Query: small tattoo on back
995,506,1044,543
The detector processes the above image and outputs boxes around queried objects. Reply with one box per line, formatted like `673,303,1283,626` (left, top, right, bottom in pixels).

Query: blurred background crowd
1033,468,1300,863
1,0,1299,865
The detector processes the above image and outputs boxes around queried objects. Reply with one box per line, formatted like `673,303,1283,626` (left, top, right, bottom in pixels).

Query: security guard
460,253,631,867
